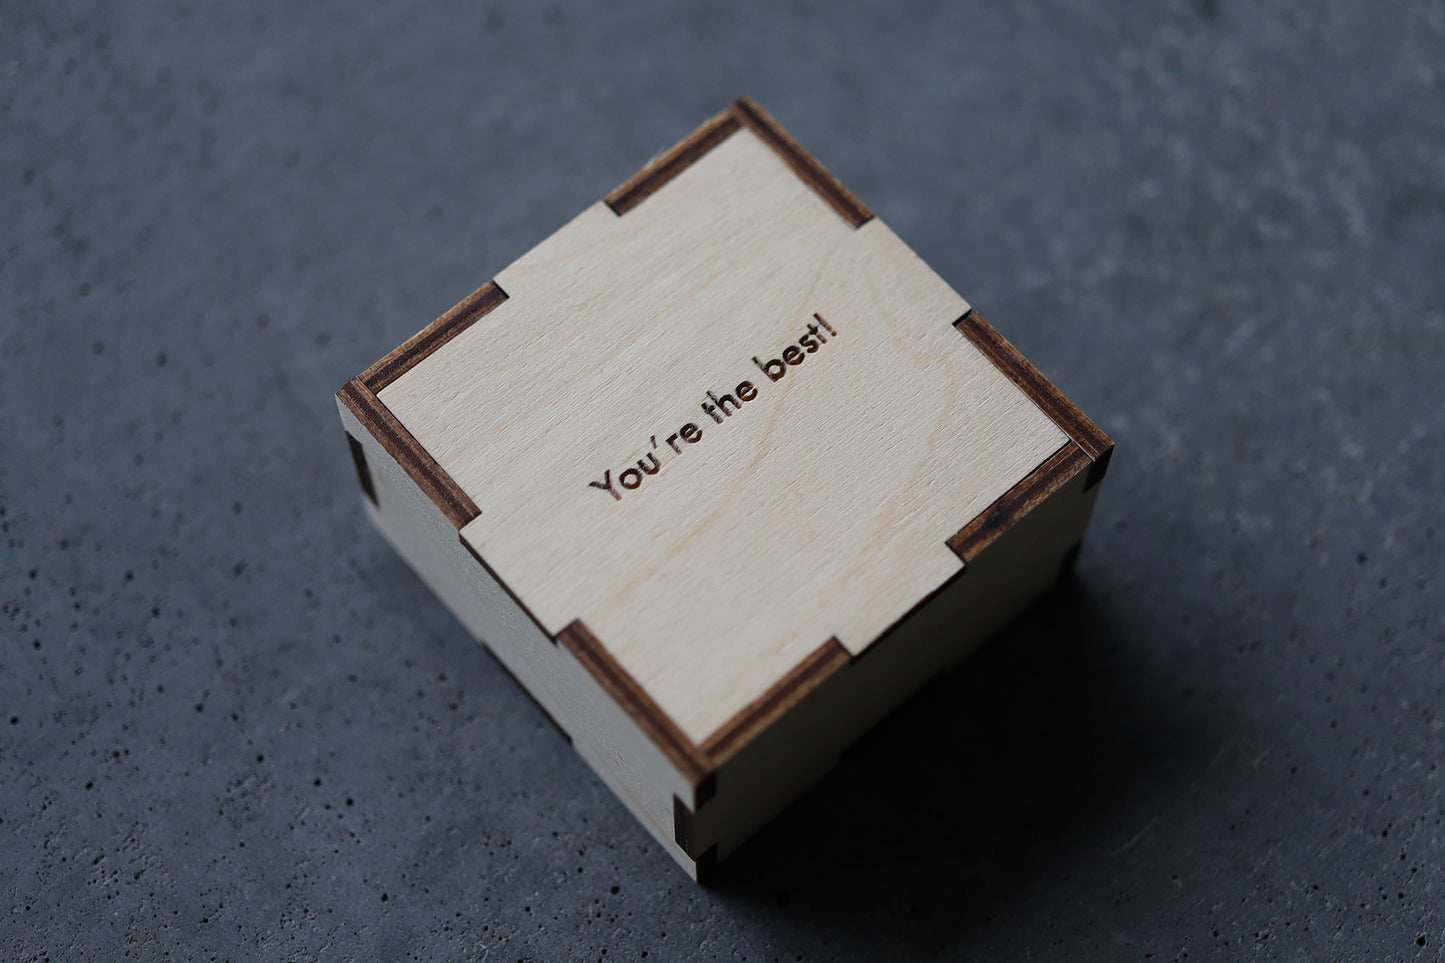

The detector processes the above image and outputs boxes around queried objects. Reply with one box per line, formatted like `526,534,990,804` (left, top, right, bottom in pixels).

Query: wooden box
336,98,1112,880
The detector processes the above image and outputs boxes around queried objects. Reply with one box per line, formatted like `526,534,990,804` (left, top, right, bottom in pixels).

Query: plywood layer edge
336,96,1113,876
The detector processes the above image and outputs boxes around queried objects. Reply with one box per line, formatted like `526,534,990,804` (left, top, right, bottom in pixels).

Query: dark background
3,2,1443,960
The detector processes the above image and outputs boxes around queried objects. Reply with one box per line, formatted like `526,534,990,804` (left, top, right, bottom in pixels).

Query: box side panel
338,396,561,707
690,445,1103,858
337,396,703,876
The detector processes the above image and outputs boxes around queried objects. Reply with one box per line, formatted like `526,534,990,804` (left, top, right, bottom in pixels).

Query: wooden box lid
344,99,1109,758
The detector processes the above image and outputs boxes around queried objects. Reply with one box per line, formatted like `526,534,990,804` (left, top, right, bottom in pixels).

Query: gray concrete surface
3,2,1443,960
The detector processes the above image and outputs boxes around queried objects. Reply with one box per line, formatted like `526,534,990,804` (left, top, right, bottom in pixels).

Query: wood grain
361,281,509,393
605,97,872,229
556,619,713,791
954,310,1113,491
341,396,710,868
337,378,479,527
701,637,850,765
947,441,1091,563
606,113,741,216
730,96,873,228
460,534,552,641
343,98,1114,876
383,126,1066,742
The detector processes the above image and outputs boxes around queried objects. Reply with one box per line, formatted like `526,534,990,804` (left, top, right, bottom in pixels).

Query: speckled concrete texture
2,2,1443,960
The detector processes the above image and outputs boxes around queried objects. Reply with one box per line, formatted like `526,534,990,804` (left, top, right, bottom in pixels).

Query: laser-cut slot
346,431,378,507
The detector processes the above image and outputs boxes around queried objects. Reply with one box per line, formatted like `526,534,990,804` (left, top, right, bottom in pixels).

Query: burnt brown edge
849,313,1110,655
338,281,505,523
848,443,1094,668
701,637,851,765
555,615,849,868
675,442,1097,823
954,309,1114,492
460,546,737,875
730,96,873,228
605,113,741,216
337,378,479,528
555,620,715,797
670,633,851,872
605,96,873,228
360,281,508,394
338,100,1037,871
556,618,849,869
341,384,729,871
947,441,1092,564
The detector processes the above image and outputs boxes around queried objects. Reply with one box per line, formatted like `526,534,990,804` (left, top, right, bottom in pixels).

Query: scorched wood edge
336,97,1112,880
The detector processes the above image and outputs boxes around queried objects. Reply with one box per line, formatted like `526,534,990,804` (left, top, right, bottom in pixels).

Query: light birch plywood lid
374,105,1069,747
